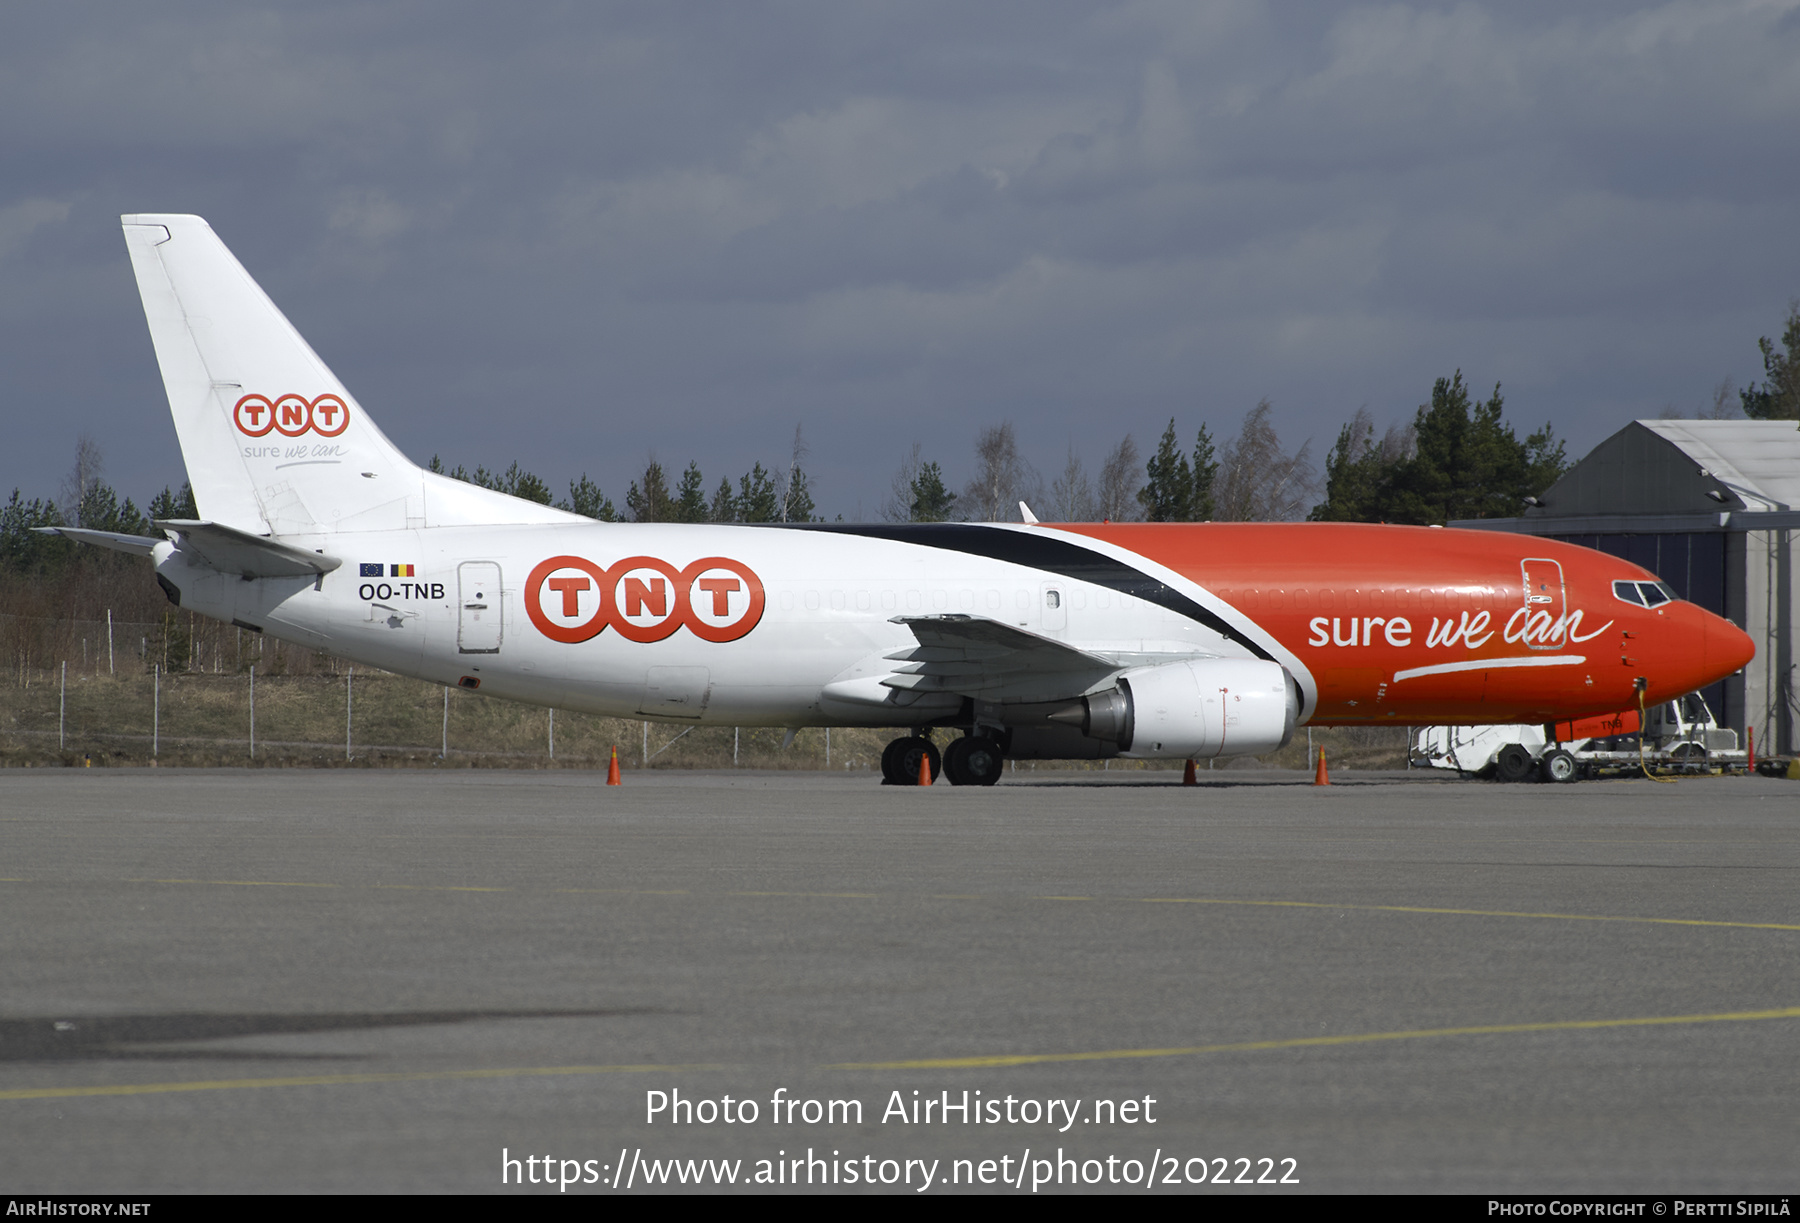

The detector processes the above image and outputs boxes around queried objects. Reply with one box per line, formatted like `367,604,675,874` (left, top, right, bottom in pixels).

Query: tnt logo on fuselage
233,393,350,438
525,554,765,645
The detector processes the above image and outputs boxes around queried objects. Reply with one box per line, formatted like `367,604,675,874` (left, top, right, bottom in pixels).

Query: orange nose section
1704,611,1756,682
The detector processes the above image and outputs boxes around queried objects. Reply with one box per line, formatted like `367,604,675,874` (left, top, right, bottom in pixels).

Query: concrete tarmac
1,767,1796,1194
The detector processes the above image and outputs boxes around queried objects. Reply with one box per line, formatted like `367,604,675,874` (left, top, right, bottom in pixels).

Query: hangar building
1455,419,1799,755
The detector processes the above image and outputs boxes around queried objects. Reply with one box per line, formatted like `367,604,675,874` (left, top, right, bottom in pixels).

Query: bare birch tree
1213,400,1318,522
59,436,105,527
962,421,1038,521
883,444,925,522
1048,446,1095,521
1094,434,1142,521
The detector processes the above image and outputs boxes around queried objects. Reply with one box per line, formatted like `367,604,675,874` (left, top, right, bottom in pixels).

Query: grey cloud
3,2,1799,516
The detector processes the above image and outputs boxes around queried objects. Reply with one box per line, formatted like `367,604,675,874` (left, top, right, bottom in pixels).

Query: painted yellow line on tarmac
0,1063,720,1102
131,878,339,889
551,888,692,896
832,1004,1800,1070
1135,896,1800,932
727,891,877,899
15,878,1799,932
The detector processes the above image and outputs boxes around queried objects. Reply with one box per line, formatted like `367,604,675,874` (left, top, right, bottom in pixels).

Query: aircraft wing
881,614,1119,701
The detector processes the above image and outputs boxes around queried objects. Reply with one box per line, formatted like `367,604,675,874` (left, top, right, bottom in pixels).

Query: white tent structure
1457,419,1800,755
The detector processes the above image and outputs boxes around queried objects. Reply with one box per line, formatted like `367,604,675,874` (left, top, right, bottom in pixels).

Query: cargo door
1520,558,1566,651
458,561,503,654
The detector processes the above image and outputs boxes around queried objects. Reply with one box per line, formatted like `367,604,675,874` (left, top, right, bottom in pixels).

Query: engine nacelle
1099,658,1296,760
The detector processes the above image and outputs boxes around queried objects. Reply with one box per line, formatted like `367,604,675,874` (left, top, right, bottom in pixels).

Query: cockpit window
1613,579,1679,607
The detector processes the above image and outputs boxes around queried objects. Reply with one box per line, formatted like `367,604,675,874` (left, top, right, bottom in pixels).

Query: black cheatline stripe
788,523,1273,662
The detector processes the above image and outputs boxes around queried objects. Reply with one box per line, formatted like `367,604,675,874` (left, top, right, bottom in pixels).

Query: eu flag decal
391,563,416,577
359,563,383,577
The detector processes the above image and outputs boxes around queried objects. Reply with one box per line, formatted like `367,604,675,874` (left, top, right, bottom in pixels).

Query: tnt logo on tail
233,393,350,438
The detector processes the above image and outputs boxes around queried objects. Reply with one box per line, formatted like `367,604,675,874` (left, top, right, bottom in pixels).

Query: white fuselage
156,522,1250,728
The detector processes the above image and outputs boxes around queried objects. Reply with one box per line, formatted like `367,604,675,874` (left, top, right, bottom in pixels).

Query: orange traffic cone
917,748,933,786
1313,747,1330,786
606,745,621,786
1182,759,1197,785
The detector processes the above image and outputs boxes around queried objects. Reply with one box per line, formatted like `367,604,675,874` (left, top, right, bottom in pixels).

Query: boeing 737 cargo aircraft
46,215,1756,784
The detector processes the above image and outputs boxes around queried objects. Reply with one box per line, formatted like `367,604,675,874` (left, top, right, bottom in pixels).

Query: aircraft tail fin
121,214,580,535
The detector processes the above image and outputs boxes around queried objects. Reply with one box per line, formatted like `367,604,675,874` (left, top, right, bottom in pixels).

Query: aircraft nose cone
1705,612,1756,680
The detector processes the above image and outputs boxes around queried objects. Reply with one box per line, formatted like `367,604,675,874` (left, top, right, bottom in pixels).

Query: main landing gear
880,733,1004,786
942,736,1005,786
880,735,940,785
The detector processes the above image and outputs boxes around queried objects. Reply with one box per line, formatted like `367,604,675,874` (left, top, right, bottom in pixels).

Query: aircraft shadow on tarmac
0,1010,656,1063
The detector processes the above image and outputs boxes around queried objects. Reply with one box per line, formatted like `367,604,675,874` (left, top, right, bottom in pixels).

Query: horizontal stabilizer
156,519,342,579
32,526,164,557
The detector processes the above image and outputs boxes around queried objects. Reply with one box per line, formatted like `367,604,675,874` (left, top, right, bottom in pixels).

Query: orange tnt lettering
243,401,265,424
547,575,590,618
697,576,740,617
314,400,339,427
625,577,666,618
281,402,306,428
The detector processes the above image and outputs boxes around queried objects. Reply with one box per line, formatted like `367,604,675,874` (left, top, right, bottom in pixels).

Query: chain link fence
1,612,1408,771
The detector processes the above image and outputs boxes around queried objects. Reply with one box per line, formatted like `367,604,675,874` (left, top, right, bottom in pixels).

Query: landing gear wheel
1538,747,1579,783
881,736,941,785
1494,743,1536,783
943,736,1005,787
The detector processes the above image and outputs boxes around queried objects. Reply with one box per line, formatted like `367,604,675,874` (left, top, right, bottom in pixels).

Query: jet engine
1048,658,1298,760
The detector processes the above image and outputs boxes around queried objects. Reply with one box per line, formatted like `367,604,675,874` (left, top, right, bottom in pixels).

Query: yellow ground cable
1637,687,1678,784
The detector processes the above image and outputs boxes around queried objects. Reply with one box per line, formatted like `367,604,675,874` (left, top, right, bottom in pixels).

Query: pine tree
709,477,738,523
1741,301,1800,420
909,461,957,522
1310,410,1386,523
147,483,197,521
782,464,815,523
0,489,69,573
674,461,708,523
561,474,616,521
1138,419,1194,522
1309,374,1567,524
626,460,673,522
1190,424,1217,521
499,461,553,505
736,463,780,523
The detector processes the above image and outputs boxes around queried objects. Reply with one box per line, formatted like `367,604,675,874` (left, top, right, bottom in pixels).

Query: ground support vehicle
1411,694,1759,782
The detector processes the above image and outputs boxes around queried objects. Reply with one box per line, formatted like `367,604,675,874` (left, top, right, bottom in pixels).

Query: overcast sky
4,1,1798,519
